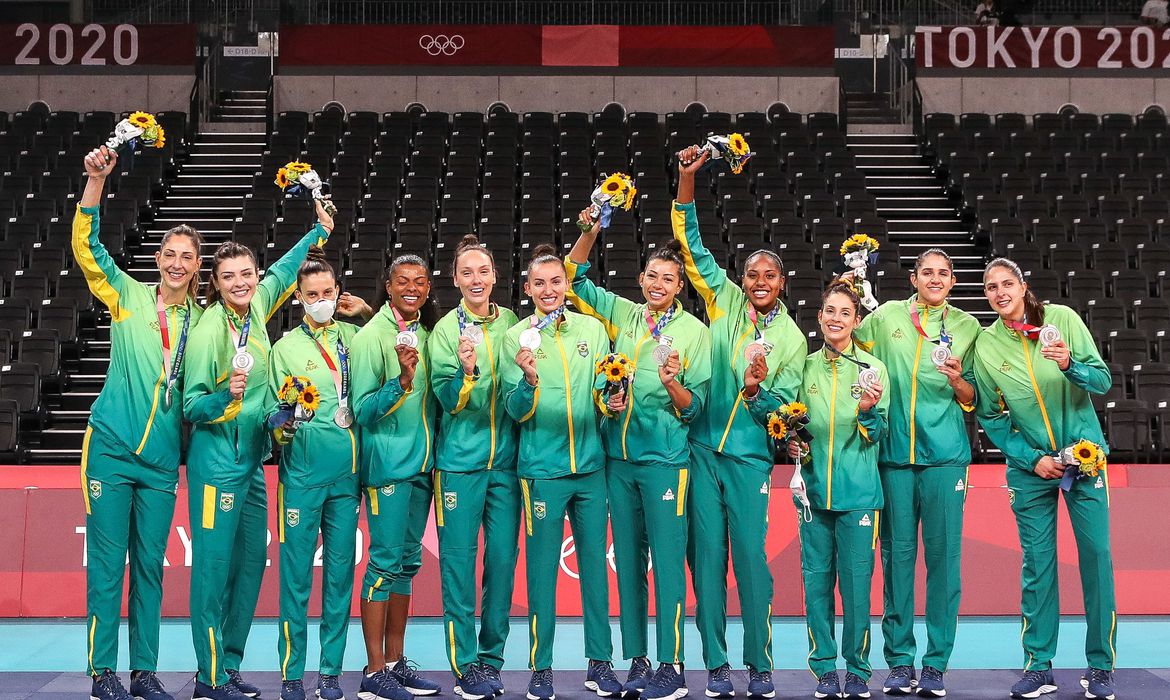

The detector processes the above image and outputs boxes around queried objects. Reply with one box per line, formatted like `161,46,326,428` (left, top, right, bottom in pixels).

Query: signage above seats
0,23,195,67
918,25,1170,70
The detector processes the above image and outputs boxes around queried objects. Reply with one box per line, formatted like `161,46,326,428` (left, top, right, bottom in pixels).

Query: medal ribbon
910,302,951,347
530,305,565,332
643,303,676,341
748,304,781,340
457,302,496,334
391,305,420,332
156,290,190,398
301,323,349,409
1005,319,1043,341
225,305,252,353
823,342,871,371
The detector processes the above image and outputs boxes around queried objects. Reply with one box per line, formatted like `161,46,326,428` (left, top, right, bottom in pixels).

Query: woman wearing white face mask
265,246,371,700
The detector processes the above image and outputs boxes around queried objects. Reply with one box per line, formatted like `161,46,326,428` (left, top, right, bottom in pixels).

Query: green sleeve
672,200,732,319
973,349,1045,472
767,322,808,406
857,362,891,443
71,205,136,317
679,326,712,423
350,327,409,426
257,223,329,320
182,322,239,424
1058,308,1111,395
564,257,638,342
745,387,783,426
266,344,289,444
854,309,877,348
500,330,539,423
430,320,482,414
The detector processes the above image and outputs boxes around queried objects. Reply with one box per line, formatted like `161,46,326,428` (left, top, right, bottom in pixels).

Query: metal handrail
839,79,849,133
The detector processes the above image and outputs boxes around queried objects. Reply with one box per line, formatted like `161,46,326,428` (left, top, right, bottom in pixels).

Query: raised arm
257,200,334,319
673,146,733,318
72,147,135,317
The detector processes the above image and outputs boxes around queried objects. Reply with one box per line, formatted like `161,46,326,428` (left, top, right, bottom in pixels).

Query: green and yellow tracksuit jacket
565,257,713,467
791,344,891,511
266,320,361,487
854,295,982,469
671,200,807,470
972,304,1111,472
183,224,330,479
500,309,610,479
429,301,521,473
349,304,436,486
72,204,204,474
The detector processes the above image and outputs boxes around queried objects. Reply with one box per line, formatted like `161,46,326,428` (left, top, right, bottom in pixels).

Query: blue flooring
1,617,1166,673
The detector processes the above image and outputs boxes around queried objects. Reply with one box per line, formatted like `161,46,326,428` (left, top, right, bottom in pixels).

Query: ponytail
985,257,1046,326
297,245,335,289
646,238,685,277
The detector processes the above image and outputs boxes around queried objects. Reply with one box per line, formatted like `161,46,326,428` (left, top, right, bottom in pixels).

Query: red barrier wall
0,24,195,67
1,464,1166,618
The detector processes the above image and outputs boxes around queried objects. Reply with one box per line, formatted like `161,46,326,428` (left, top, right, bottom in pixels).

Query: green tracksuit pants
362,471,432,601
686,444,774,671
607,459,690,664
800,507,879,680
520,469,612,670
277,476,360,681
1008,466,1117,672
188,465,269,687
82,427,176,676
879,465,967,671
435,469,522,675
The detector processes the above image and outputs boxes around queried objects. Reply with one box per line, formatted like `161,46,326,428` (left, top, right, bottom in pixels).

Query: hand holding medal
743,353,769,395
856,368,884,411
395,343,420,392
1038,324,1071,370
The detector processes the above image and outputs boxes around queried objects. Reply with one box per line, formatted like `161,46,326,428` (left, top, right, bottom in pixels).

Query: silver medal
232,349,255,373
930,344,952,367
396,330,419,348
858,367,879,389
164,388,173,408
1038,324,1062,347
744,342,767,362
519,328,542,350
461,325,484,345
652,342,672,366
334,405,354,429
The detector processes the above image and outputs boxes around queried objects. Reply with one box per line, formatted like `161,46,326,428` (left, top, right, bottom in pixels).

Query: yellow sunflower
128,111,156,128
766,414,788,440
154,128,166,148
298,385,320,413
286,161,311,174
275,168,291,189
1073,439,1103,476
728,132,750,156
601,173,628,195
785,401,808,419
840,234,880,256
623,184,637,210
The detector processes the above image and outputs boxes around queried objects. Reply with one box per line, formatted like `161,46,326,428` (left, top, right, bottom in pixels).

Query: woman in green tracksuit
973,258,1117,700
267,247,368,700
672,146,807,699
775,283,889,700
500,244,618,700
428,235,521,700
850,249,981,698
183,202,333,700
349,254,442,700
74,146,203,700
566,211,712,700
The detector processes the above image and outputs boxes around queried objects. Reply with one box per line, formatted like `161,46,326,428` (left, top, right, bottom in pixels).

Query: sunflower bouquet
275,160,337,216
104,111,166,157
767,401,814,463
268,374,320,440
578,173,637,232
839,234,881,312
595,352,633,398
695,133,754,175
1058,438,1107,492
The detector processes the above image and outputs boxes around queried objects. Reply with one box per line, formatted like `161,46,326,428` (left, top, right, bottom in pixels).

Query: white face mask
304,297,336,324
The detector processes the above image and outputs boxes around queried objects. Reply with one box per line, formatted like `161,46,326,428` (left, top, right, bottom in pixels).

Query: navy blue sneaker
228,671,263,699
388,658,441,696
1009,670,1057,699
843,673,871,699
643,664,687,700
193,681,250,700
130,671,174,700
915,667,944,698
92,671,132,700
882,666,915,696
281,680,306,700
585,660,623,697
358,668,413,700
705,664,734,698
476,664,504,696
527,669,556,700
745,668,773,699
454,665,494,700
317,675,345,700
1082,668,1115,700
623,658,653,698
814,672,841,699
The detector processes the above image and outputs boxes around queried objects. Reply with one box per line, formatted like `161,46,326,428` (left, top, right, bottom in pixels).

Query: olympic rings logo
419,34,465,56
